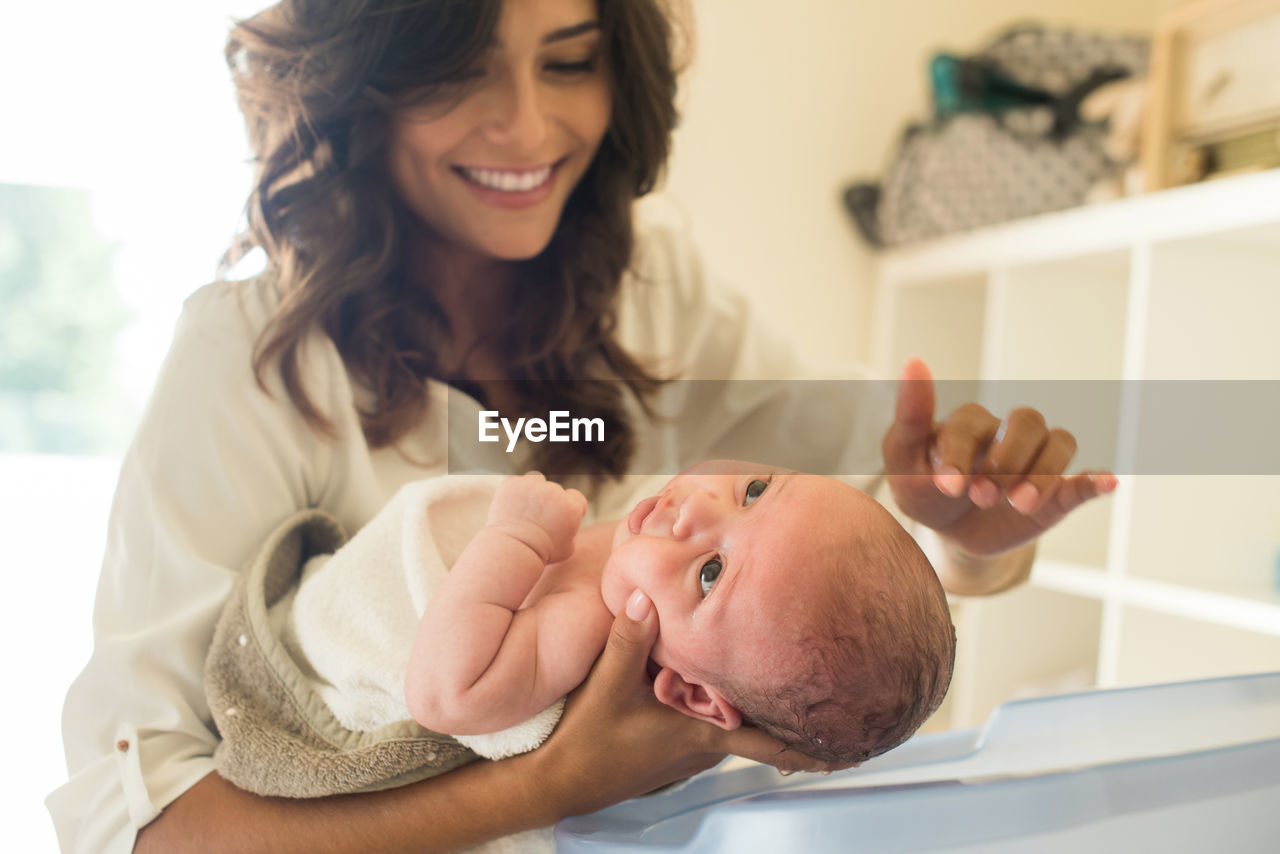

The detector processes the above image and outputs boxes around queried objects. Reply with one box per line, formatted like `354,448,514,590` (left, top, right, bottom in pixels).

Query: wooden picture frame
1142,0,1280,191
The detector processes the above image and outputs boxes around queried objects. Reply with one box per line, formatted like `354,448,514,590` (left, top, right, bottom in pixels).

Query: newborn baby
406,460,956,765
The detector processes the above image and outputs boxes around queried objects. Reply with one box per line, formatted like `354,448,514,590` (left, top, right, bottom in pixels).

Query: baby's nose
671,489,727,538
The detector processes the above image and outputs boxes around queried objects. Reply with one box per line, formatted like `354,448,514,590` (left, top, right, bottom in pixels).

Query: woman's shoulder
172,272,345,383
627,207,710,305
620,211,714,333
177,272,285,349
148,271,351,439
125,271,362,521
618,208,750,371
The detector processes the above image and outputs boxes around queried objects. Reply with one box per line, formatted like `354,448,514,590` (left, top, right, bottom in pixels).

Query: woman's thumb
604,589,657,666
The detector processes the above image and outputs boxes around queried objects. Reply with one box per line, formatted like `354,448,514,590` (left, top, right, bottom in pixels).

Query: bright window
0,2,262,847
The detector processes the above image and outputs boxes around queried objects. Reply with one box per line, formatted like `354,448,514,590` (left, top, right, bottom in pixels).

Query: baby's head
601,460,955,764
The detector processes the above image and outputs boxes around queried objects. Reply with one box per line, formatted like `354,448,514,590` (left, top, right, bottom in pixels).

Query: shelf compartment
877,274,986,381
994,251,1131,381
1032,559,1280,637
1142,222,1280,380
949,587,1101,729
1037,492,1115,570
1125,475,1280,609
1114,607,1280,687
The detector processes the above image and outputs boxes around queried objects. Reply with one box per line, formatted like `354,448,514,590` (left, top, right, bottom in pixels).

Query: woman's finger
1042,471,1117,520
1007,427,1077,514
980,407,1049,491
715,727,829,774
933,403,1001,497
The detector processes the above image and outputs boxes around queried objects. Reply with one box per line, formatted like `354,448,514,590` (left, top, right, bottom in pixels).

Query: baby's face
601,461,887,685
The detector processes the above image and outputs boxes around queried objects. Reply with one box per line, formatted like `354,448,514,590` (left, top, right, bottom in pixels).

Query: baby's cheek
647,628,686,674
598,553,631,617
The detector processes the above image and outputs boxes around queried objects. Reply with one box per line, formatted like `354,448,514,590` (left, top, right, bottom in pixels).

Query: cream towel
206,491,558,852
276,475,566,759
206,510,474,798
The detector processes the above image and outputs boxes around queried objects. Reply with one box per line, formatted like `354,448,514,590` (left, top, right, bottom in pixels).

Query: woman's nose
484,69,549,151
671,489,727,539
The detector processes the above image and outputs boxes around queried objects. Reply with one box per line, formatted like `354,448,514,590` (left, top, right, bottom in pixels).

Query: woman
50,0,1110,851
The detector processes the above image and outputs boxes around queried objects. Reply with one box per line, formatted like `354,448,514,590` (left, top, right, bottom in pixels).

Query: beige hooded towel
205,507,478,798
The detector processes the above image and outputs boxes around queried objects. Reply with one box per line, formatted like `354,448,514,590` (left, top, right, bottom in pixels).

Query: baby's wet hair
720,511,955,765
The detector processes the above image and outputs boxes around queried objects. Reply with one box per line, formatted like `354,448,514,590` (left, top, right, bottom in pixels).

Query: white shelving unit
873,169,1280,729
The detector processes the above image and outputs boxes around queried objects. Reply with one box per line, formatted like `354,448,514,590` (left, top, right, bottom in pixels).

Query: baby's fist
488,472,587,563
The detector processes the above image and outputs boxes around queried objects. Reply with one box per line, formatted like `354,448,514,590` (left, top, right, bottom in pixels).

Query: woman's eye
743,478,769,506
546,58,597,75
699,558,723,597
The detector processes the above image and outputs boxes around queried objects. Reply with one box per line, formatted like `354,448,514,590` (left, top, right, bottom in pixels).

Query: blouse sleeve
45,280,353,853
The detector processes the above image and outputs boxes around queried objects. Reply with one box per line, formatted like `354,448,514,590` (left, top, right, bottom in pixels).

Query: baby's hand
487,472,587,564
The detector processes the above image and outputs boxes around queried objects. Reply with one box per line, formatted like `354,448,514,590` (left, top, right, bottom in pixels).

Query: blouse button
116,739,130,752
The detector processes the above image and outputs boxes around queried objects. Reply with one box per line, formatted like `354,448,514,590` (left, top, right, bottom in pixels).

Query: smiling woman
227,0,676,478
386,1,612,260
50,2,849,852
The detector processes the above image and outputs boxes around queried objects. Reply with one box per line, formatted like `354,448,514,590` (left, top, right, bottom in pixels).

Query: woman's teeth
461,165,553,192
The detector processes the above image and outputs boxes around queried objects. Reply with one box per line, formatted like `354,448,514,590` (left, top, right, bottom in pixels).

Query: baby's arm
406,473,589,735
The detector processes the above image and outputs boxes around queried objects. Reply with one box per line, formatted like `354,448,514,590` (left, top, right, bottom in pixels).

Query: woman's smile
451,159,565,210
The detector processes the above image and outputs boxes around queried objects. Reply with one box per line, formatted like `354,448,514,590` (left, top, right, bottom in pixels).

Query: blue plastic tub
556,671,1280,853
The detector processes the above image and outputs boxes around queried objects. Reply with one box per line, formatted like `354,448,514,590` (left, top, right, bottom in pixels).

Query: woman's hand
531,590,835,818
882,359,1117,559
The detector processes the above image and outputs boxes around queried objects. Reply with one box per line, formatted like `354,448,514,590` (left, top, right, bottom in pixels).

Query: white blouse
46,225,886,852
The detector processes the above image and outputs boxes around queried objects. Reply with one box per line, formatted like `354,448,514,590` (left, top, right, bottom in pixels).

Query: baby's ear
652,668,742,731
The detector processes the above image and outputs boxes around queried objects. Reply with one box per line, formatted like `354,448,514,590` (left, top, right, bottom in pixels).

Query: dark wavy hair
721,510,956,765
223,0,685,477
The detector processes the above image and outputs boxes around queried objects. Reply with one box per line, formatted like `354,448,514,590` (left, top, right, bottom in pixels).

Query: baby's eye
743,478,769,506
699,557,723,597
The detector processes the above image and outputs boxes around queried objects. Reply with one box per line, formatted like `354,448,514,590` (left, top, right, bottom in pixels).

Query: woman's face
387,0,612,263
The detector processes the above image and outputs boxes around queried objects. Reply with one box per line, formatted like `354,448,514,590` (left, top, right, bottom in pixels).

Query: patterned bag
846,26,1148,247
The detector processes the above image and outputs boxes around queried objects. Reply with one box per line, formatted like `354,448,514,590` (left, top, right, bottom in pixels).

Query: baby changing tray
556,670,1280,853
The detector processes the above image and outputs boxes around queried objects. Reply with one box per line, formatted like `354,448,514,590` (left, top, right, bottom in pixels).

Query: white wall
656,0,1182,370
